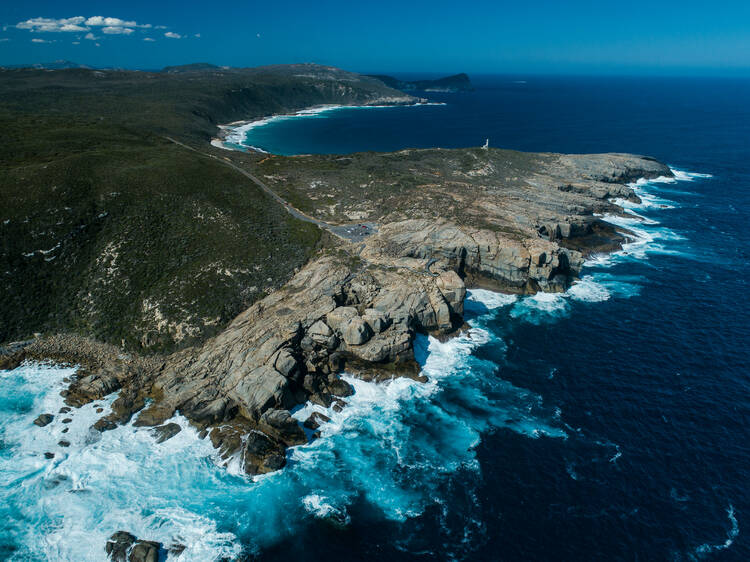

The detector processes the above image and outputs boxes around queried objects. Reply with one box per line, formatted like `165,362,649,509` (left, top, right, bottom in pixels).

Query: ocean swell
0,169,714,560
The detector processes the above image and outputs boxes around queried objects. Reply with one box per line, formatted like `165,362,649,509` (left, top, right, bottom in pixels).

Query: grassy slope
256,147,548,234
0,65,405,351
0,116,320,351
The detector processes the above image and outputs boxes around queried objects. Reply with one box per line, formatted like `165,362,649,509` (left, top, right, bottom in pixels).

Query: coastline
0,168,717,559
1,165,705,374
210,100,447,153
0,136,687,512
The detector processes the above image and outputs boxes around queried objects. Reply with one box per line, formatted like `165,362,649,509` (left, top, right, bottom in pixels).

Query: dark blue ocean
1,76,749,561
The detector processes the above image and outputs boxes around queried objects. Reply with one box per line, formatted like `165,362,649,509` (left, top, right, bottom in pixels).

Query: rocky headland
0,62,672,482
367,72,474,93
3,141,671,478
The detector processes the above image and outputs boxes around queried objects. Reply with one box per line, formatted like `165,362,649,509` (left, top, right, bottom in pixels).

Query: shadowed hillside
0,64,413,351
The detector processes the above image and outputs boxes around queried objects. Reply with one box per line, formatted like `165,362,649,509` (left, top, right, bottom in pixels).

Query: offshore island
0,64,671,551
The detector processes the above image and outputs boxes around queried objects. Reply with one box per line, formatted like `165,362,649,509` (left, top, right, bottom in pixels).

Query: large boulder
362,308,390,333
304,411,331,430
105,531,135,562
33,413,53,427
342,317,372,345
272,348,298,379
209,426,243,460
105,532,161,562
151,422,181,443
326,306,358,329
129,541,160,562
258,409,306,446
243,430,287,474
229,365,293,420
435,270,466,316
308,320,338,348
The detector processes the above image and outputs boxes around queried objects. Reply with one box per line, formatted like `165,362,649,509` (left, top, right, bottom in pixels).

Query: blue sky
1,0,749,75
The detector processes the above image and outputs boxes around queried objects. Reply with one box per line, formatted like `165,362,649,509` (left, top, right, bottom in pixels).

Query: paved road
164,136,377,242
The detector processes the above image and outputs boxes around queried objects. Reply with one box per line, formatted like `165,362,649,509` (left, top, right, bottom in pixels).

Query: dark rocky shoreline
1,149,671,488
1,150,672,560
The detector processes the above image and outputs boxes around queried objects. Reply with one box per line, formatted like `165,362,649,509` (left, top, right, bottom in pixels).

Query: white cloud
143,37,155,42
60,23,88,32
17,16,86,33
194,33,201,38
72,41,80,44
31,38,52,43
15,16,188,42
85,16,137,28
0,38,10,42
102,26,134,35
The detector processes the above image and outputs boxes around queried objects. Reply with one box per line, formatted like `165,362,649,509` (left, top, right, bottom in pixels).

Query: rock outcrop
33,413,54,427
3,149,672,479
59,254,467,474
361,219,581,293
105,531,162,562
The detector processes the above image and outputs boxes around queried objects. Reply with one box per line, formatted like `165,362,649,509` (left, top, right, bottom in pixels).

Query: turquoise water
0,295,567,559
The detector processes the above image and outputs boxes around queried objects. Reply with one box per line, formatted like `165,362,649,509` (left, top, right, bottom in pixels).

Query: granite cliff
7,148,670,477
0,63,672,477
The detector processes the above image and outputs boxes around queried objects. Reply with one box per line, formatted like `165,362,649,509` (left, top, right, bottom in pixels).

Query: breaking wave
1,289,565,560
694,505,739,557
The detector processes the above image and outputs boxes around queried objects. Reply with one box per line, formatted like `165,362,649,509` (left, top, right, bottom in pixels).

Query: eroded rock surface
6,150,671,477
105,531,163,562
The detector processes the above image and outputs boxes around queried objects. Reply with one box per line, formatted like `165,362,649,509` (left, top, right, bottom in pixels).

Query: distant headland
366,72,474,92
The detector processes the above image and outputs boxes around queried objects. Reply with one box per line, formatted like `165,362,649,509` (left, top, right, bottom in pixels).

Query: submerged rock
105,531,162,562
304,411,331,430
33,413,53,427
151,422,182,443
105,531,135,561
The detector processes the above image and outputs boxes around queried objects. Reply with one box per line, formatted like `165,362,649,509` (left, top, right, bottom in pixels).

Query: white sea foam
589,168,711,268
521,167,709,321
0,166,713,558
671,168,713,182
1,294,566,558
465,288,518,310
694,505,739,556
0,363,242,561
